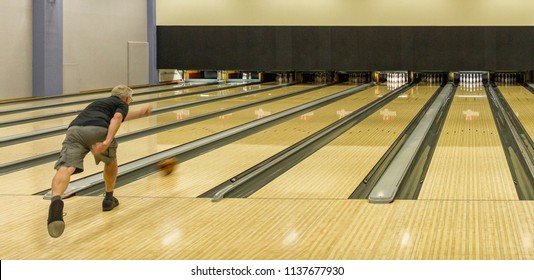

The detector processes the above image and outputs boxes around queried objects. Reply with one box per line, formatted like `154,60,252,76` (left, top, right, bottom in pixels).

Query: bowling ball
158,157,178,175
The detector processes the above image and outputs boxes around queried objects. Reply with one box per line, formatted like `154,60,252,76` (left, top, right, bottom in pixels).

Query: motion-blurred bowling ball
158,157,178,175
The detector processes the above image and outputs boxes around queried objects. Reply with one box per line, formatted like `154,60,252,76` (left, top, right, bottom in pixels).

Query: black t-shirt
69,96,129,128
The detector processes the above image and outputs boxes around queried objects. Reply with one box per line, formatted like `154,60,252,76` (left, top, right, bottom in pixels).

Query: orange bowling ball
158,157,178,175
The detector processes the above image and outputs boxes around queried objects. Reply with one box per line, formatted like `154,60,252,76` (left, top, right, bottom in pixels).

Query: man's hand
141,105,152,117
125,105,152,121
91,141,109,156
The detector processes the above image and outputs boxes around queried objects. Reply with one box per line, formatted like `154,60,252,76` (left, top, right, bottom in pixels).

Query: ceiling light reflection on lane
162,229,183,246
283,230,299,246
401,231,411,247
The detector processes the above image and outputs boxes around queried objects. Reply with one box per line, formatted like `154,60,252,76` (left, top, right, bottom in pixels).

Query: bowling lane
0,82,208,111
251,85,438,200
0,83,252,136
0,83,285,163
0,84,343,195
418,85,518,200
0,83,237,127
0,83,267,138
110,85,388,198
498,85,534,139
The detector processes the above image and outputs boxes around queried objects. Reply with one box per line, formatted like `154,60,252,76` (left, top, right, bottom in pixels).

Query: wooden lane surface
0,84,291,164
1,195,533,259
0,82,211,112
498,85,534,139
112,85,387,199
0,83,221,135
252,85,437,200
0,83,259,137
418,86,518,200
0,84,343,195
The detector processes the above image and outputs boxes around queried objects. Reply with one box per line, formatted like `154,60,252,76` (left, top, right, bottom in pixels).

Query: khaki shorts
54,126,118,174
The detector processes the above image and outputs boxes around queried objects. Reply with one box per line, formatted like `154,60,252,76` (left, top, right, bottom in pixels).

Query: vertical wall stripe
147,0,158,85
32,0,63,97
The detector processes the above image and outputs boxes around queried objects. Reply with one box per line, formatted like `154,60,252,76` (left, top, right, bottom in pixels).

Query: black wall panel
357,27,404,70
229,26,278,70
274,27,293,70
400,27,415,70
157,26,534,71
157,26,277,70
291,27,331,70
412,27,487,70
495,27,534,70
330,27,362,70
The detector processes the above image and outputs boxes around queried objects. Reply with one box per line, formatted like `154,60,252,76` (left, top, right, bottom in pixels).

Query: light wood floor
0,83,281,163
0,82,199,111
116,85,386,198
0,84,348,195
0,83,258,138
419,85,518,200
1,84,534,260
0,83,219,125
1,196,533,259
253,85,437,199
498,85,534,140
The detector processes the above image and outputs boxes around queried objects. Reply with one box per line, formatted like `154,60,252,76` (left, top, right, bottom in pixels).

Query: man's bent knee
58,166,77,175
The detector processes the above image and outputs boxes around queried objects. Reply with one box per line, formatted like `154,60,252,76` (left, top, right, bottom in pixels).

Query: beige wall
0,0,148,100
157,0,534,26
63,0,147,92
0,0,32,100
